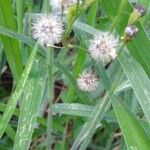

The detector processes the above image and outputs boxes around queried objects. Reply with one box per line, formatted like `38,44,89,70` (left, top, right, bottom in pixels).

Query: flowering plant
0,0,150,150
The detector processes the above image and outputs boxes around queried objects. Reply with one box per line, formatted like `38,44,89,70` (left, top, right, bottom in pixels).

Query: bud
134,5,146,17
128,5,146,25
125,25,138,37
122,25,138,43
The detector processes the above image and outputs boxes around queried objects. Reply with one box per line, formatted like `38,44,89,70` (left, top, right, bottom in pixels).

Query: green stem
0,43,38,138
47,47,54,150
46,1,53,149
68,44,89,53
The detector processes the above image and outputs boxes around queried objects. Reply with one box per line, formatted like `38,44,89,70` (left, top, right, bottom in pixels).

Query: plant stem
46,1,53,149
47,47,54,150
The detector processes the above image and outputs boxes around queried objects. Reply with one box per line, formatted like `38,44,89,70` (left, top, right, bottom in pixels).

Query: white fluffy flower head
89,32,118,65
77,71,99,92
50,0,78,14
32,15,64,46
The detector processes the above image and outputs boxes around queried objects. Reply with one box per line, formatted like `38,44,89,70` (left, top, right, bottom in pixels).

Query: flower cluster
32,15,64,46
88,32,118,65
31,2,145,93
32,0,80,46
77,71,99,92
80,5,147,94
77,32,118,92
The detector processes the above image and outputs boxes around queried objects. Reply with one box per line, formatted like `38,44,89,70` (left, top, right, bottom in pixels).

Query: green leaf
5,125,16,141
0,102,47,127
0,44,38,138
52,103,117,124
118,52,150,124
74,21,101,36
71,96,110,150
114,80,131,94
0,0,23,81
13,58,47,150
101,0,150,77
52,103,93,118
112,94,150,150
87,0,99,26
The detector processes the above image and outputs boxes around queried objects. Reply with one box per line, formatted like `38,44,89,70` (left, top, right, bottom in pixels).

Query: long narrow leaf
0,0,23,81
118,52,150,124
112,94,150,150
71,96,110,150
13,58,47,150
0,44,38,138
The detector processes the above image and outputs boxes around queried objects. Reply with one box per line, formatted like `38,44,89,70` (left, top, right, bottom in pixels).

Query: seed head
88,32,118,65
50,0,78,14
32,15,64,46
77,71,99,92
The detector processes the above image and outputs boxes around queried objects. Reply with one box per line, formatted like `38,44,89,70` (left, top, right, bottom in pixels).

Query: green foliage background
0,0,150,150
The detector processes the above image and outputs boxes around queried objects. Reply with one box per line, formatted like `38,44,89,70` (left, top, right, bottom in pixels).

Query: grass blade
87,0,99,26
118,52,150,124
71,95,110,150
0,102,47,127
112,94,150,150
52,103,93,117
0,43,38,138
52,103,118,124
13,58,47,150
0,0,23,81
5,125,16,141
